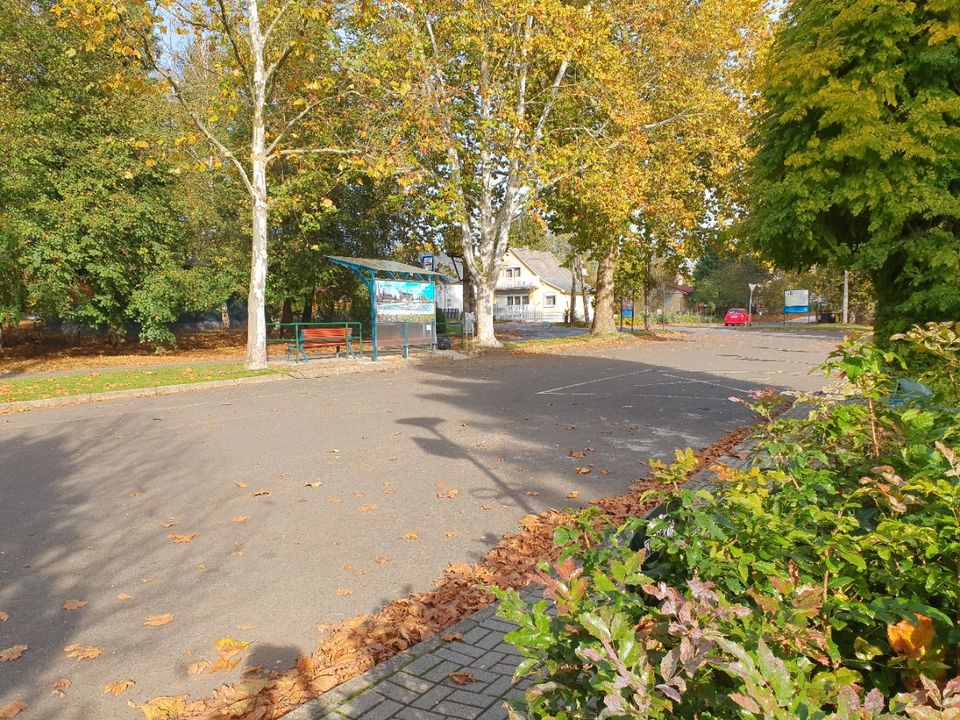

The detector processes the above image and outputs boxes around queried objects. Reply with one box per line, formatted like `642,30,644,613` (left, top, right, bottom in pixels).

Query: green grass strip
0,363,276,403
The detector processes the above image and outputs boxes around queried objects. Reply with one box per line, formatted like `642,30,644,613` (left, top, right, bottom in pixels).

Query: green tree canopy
750,0,960,339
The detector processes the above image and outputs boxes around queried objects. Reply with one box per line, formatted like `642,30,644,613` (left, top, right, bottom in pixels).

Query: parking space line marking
659,373,751,394
536,369,655,395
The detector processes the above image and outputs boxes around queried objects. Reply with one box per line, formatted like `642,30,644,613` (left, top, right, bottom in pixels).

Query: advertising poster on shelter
375,280,436,322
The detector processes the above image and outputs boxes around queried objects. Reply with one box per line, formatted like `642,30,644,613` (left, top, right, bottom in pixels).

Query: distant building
494,248,591,323
662,283,694,314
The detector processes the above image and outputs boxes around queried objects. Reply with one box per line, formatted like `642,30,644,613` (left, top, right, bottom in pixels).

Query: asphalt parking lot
0,327,840,719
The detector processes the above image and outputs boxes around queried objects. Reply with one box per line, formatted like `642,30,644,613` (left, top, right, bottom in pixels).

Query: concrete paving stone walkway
286,600,534,720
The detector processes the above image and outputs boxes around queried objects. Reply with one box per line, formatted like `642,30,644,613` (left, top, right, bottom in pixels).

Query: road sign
420,254,435,272
621,298,634,318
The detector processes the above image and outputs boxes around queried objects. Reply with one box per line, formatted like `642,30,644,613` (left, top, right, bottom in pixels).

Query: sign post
748,283,758,325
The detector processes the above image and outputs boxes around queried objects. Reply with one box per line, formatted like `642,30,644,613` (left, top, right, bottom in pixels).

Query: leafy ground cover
499,321,960,719
0,363,276,403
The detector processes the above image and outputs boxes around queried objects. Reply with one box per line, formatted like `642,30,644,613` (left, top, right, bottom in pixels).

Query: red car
724,308,751,326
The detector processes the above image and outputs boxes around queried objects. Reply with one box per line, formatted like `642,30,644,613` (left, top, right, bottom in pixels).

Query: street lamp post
748,283,758,325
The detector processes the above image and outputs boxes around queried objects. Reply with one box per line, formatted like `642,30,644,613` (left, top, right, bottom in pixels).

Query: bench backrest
302,327,351,340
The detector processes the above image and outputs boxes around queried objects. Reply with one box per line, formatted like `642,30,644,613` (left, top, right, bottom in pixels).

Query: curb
0,352,469,415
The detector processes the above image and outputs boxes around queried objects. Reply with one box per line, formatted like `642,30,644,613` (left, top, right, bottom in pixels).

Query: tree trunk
220,302,231,329
474,275,499,347
461,260,476,315
244,0,269,370
568,253,579,325
301,292,314,323
591,243,618,335
279,298,294,337
580,259,591,326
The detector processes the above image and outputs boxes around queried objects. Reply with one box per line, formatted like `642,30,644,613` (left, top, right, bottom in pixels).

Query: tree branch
264,99,319,157
276,147,360,156
262,0,293,47
214,0,250,83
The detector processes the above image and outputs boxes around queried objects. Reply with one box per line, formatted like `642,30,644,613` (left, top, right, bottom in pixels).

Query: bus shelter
326,256,449,361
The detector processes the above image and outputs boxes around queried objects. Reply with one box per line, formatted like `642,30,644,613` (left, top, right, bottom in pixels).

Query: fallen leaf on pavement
169,533,197,543
0,645,27,663
232,516,251,524
0,611,8,622
401,532,419,541
251,488,271,497
436,489,458,499
0,701,26,718
129,489,143,497
328,498,343,505
525,490,540,496
160,520,180,528
140,695,187,720
305,482,322,488
387,455,398,461
565,425,575,430
329,539,341,546
116,593,133,601
375,555,391,565
235,481,248,489
353,491,365,497
64,644,102,660
569,450,586,458
236,624,253,631
63,599,87,611
575,467,592,475
187,660,212,675
480,504,492,510
567,491,581,499
442,632,464,642
104,679,135,696
335,588,352,597
384,481,397,486
144,614,174,627
356,504,380,512
443,531,458,537
450,671,478,685
210,637,249,672
328,448,340,453
384,489,398,495
53,679,71,690
600,468,611,476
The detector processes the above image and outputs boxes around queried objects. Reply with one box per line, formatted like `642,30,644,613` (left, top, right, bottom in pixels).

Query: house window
504,267,520,279
545,295,557,307
506,295,529,306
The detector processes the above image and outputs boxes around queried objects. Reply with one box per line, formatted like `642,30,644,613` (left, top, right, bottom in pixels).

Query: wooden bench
287,327,357,362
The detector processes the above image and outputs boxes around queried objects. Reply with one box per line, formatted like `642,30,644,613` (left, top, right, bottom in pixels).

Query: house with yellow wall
493,248,591,323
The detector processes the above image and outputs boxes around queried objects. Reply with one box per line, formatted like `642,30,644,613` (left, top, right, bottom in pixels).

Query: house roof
510,248,577,292
667,283,693,295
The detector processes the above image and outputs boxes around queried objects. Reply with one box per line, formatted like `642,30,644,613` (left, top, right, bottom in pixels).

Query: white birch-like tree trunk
244,0,269,370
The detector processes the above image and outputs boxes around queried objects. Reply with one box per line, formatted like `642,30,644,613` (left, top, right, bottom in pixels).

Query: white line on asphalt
659,373,751,394
536,369,655,395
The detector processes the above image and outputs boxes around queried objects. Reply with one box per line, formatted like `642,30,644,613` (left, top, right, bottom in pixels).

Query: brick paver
284,601,531,720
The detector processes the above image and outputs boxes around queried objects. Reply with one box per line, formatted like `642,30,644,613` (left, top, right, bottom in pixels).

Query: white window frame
544,294,557,307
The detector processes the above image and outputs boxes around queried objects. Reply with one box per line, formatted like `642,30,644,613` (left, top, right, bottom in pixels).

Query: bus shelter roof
326,256,452,283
